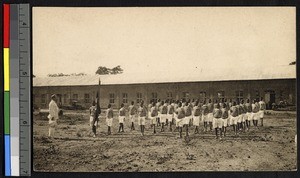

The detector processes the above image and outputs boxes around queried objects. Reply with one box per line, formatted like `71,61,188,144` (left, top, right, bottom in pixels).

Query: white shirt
48,100,59,120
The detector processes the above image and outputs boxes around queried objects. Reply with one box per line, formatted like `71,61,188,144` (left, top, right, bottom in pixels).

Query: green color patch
4,91,10,134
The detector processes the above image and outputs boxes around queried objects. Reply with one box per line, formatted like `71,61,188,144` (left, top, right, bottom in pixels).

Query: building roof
33,65,296,87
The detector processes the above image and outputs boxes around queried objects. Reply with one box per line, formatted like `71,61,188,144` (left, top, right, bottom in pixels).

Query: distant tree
95,65,123,75
111,65,123,74
289,61,296,65
95,66,111,75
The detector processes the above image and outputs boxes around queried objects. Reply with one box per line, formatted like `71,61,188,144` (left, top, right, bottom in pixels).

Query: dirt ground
33,110,297,172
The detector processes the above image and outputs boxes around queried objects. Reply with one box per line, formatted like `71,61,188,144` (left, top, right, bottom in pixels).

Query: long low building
33,66,296,110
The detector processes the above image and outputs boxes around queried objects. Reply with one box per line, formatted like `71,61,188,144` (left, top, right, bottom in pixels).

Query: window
182,92,190,101
63,94,68,104
122,93,128,104
217,91,225,100
137,92,142,103
73,94,78,101
41,94,46,104
84,93,90,103
109,93,115,104
151,92,158,103
255,90,260,101
166,92,173,100
235,91,243,103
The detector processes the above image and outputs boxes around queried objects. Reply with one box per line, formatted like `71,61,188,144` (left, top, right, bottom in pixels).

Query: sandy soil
33,110,297,172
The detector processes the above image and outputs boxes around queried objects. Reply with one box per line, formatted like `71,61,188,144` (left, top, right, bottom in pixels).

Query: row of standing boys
89,97,266,139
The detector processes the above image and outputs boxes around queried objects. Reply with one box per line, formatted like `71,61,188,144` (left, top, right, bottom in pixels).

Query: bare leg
179,127,182,138
48,127,52,137
118,124,121,132
92,125,96,136
186,125,189,137
142,125,145,136
194,126,199,134
233,125,237,136
107,126,110,135
221,126,224,137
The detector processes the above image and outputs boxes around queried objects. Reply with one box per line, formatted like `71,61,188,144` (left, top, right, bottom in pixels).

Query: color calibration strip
3,4,31,176
3,3,11,176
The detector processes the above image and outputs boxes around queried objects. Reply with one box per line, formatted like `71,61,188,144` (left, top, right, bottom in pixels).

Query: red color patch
3,4,10,48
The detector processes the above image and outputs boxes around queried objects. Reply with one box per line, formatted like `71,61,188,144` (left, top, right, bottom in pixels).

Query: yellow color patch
4,48,9,91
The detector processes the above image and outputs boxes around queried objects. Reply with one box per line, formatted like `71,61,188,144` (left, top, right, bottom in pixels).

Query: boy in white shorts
227,99,233,127
189,99,194,126
106,104,114,135
213,103,223,139
252,99,259,128
156,99,161,127
202,100,209,132
236,102,242,131
174,100,179,131
193,101,202,134
239,100,247,132
128,101,136,131
148,100,153,128
150,101,158,134
259,97,266,127
118,103,126,133
138,101,147,136
167,100,175,131
245,99,252,131
207,99,214,132
184,101,193,137
230,102,239,136
221,103,229,137
175,102,185,138
160,101,168,132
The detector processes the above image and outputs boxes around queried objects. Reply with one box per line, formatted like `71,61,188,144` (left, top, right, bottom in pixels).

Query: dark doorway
264,90,275,109
56,94,62,107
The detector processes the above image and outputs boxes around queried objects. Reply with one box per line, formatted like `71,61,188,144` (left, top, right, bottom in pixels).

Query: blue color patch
5,135,11,176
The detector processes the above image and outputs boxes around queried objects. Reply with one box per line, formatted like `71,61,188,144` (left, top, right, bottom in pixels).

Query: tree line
39,65,124,77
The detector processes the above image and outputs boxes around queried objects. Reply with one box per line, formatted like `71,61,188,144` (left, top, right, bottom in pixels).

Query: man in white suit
48,94,59,137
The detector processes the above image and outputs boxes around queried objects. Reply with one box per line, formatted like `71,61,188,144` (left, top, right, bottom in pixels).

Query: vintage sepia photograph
32,7,296,172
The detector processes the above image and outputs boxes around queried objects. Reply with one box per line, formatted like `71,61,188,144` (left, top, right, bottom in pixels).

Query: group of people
89,97,266,139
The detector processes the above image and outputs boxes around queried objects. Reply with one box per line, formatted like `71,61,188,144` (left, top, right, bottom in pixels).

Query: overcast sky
33,7,295,77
